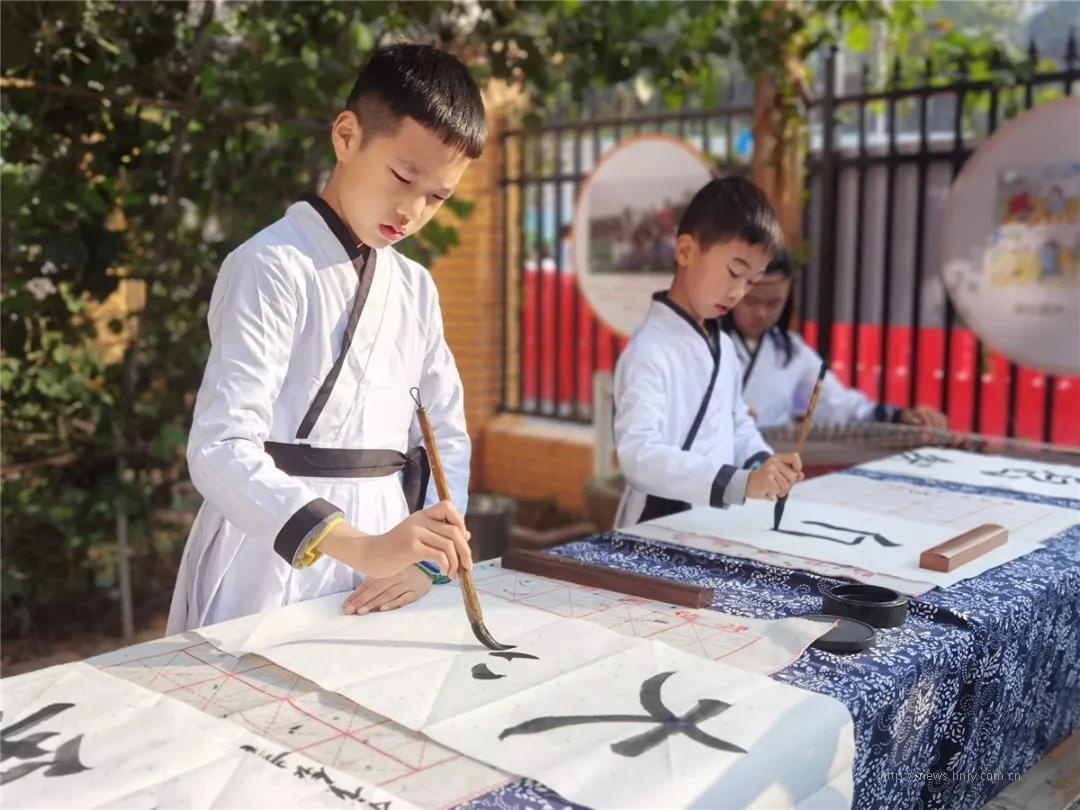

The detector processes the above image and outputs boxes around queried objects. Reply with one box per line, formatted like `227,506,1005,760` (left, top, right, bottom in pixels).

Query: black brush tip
773,496,786,531
471,621,514,651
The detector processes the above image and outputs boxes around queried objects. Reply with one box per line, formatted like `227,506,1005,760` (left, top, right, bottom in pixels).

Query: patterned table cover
465,468,1080,810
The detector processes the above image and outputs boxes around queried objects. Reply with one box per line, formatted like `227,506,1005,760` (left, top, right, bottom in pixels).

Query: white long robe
614,295,772,528
167,197,469,632
731,329,898,429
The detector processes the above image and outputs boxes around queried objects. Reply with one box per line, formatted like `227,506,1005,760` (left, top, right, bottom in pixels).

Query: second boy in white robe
614,293,772,528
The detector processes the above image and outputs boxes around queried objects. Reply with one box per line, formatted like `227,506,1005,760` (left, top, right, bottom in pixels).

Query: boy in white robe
614,177,803,528
723,250,948,430
168,45,482,632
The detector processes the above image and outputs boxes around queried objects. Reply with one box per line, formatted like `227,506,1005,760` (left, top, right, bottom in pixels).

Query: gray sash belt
265,441,430,513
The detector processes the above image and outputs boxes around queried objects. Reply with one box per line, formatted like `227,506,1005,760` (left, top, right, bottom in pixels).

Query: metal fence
500,35,1080,445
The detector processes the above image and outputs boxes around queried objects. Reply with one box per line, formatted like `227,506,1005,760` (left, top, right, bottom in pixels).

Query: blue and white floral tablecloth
466,469,1080,810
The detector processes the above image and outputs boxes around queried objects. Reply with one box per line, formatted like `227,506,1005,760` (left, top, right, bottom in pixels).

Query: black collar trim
301,194,366,262
652,291,719,361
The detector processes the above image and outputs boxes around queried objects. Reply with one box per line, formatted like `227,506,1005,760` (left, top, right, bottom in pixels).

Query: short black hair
345,43,486,159
764,248,796,279
677,176,783,254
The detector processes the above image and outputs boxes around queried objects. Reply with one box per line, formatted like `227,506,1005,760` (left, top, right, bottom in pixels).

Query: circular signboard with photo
572,136,712,336
942,97,1080,376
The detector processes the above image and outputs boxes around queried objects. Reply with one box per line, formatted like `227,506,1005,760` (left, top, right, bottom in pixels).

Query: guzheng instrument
759,421,1080,473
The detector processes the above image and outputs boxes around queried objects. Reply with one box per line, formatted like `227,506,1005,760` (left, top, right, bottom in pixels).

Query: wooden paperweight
919,524,1009,573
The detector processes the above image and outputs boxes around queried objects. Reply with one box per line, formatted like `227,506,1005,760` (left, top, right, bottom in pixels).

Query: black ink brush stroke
471,663,506,680
0,704,89,784
0,735,89,784
330,783,365,801
1,704,75,742
0,730,57,761
242,745,388,807
900,450,952,468
982,467,1080,486
490,651,540,661
499,671,745,757
772,520,901,547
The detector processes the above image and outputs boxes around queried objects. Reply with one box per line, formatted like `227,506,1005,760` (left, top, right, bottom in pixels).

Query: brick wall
429,88,594,516
481,414,594,514
428,91,509,489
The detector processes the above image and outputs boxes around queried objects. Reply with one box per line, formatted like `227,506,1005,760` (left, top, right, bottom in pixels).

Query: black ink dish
820,583,908,629
804,614,877,654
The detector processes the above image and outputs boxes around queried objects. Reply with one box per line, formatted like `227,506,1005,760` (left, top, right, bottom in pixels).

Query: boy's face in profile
674,234,772,323
330,112,472,249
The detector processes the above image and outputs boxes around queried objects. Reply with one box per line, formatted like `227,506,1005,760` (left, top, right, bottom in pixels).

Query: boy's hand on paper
746,453,803,501
342,565,433,615
319,501,472,579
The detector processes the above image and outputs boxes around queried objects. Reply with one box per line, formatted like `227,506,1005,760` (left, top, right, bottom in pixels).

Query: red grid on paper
96,567,818,806
470,567,791,666
797,474,1074,538
98,642,509,809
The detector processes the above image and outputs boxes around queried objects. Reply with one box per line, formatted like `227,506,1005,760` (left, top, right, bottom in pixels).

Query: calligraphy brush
773,360,828,531
410,388,513,651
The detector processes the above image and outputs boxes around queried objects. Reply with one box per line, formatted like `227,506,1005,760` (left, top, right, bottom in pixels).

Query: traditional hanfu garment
167,196,469,633
613,293,772,529
730,328,900,429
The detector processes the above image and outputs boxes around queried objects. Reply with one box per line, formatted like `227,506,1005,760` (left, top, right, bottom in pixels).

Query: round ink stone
821,583,908,628
804,614,877,654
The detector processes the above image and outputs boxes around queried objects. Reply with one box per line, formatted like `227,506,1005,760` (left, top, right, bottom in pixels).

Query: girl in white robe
723,251,948,430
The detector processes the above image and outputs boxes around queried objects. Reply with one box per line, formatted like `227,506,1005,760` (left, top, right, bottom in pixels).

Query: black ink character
499,671,746,757
982,467,1080,487
329,782,365,802
0,704,90,785
471,651,540,680
242,745,377,806
901,451,952,468
773,520,901,547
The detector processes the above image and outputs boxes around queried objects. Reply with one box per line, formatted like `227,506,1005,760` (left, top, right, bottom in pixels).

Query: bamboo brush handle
415,404,484,623
794,365,828,457
794,380,824,456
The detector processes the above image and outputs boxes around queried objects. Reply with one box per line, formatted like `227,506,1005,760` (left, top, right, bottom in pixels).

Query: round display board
942,97,1080,375
572,136,712,336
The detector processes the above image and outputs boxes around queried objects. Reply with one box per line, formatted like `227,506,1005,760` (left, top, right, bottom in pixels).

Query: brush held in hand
773,360,827,530
410,388,513,651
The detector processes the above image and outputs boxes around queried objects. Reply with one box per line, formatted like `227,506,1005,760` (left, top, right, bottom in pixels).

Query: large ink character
500,671,745,758
772,520,901,547
1,704,89,785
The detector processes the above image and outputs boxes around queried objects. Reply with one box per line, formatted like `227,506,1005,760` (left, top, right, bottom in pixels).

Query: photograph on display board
572,136,712,335
587,185,697,275
991,161,1080,286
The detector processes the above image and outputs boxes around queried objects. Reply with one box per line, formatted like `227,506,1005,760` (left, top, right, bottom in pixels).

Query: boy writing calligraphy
614,177,803,528
168,44,480,631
